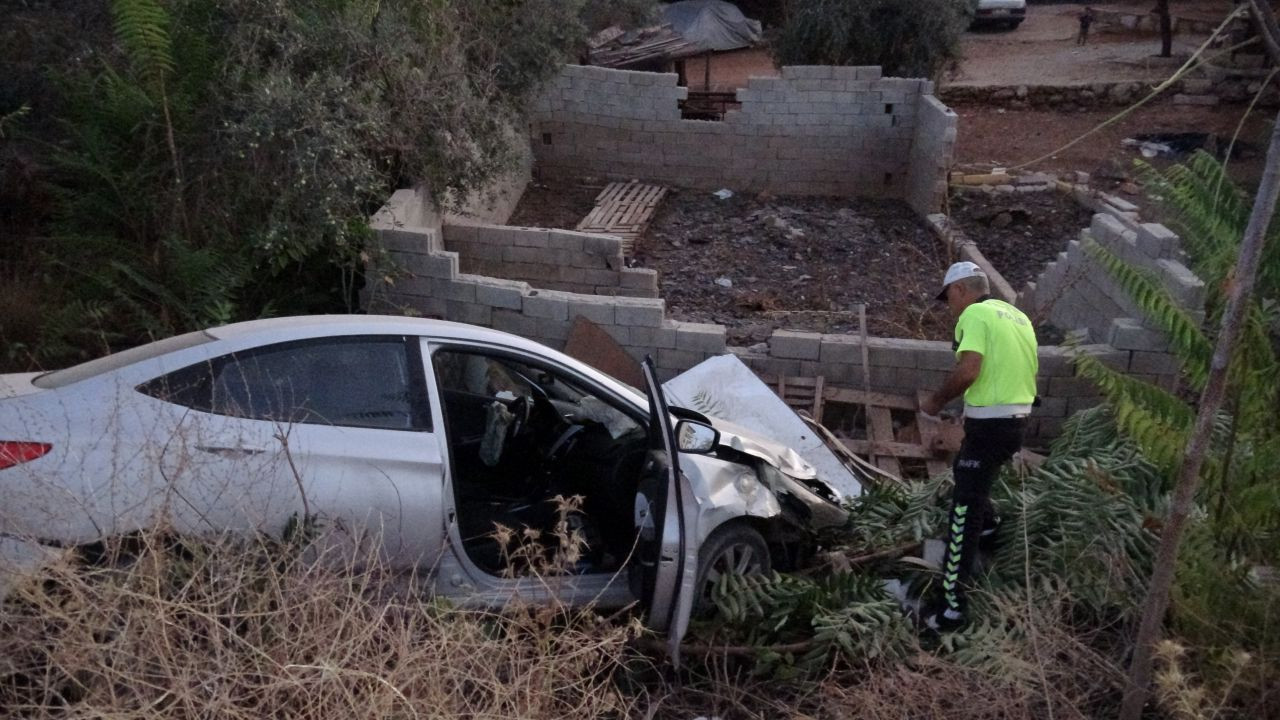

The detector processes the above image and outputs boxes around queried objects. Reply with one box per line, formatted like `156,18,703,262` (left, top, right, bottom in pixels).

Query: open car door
634,357,700,664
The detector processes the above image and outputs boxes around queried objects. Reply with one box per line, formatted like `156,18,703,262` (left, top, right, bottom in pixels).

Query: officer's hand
920,395,943,418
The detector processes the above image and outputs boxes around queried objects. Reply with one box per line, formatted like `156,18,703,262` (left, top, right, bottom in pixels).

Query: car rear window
32,331,215,390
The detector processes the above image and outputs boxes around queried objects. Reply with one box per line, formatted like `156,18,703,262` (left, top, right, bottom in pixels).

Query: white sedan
0,316,846,655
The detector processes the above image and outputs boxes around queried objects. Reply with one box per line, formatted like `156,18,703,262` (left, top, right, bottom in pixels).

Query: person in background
1078,6,1096,45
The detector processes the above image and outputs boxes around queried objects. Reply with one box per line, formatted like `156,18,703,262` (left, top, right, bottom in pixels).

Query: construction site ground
516,186,962,345
953,101,1274,191
947,188,1094,297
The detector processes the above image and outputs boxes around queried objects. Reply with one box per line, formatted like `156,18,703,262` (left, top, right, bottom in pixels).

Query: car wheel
693,523,770,614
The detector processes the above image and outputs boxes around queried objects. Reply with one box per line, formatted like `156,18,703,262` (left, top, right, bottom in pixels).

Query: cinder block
820,335,863,365
1036,346,1075,376
1129,351,1180,375
504,245,547,265
410,251,459,279
602,323,631,346
582,233,623,257
535,316,571,343
630,325,677,349
621,267,659,291
445,301,491,327
1033,396,1069,418
674,321,727,353
567,296,616,325
548,230,585,252
511,229,550,248
1048,375,1099,397
1156,259,1206,310
867,337,927,369
1076,344,1130,371
1090,213,1128,247
657,348,703,372
491,309,538,338
1136,223,1178,259
614,298,665,327
441,277,482,303
770,330,822,360
1108,317,1169,352
781,66,834,80
523,290,571,321
474,277,528,309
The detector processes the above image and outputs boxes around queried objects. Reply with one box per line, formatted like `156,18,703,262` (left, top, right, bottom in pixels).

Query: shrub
771,0,975,79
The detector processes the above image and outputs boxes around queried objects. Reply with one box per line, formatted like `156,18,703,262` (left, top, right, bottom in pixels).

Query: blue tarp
660,0,763,52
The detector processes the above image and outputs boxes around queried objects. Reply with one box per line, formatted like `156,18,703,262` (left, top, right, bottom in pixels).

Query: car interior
433,349,651,575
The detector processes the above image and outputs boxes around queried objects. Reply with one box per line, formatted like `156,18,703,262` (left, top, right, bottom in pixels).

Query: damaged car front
671,409,851,573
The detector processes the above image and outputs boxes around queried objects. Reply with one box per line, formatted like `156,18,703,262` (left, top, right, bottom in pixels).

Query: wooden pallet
575,181,667,256
765,376,964,480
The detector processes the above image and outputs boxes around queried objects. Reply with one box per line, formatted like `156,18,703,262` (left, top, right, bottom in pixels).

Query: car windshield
32,331,215,389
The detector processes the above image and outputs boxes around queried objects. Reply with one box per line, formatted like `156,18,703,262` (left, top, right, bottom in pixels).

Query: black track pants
939,417,1025,616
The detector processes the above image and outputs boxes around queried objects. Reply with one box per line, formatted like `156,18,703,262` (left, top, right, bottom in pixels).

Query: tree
1118,4,1280,714
0,0,597,366
771,0,974,79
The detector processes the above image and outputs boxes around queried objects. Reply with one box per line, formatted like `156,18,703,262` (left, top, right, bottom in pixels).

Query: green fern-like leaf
111,0,175,95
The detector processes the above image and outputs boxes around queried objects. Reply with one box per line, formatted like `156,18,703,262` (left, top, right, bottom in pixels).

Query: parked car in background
1,316,848,656
972,0,1026,29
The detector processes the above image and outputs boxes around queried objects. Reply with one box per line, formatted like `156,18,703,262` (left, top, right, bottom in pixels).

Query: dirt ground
952,100,1273,189
511,184,957,344
951,3,1206,87
947,189,1095,295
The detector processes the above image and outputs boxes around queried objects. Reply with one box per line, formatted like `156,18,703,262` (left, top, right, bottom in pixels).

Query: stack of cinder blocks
366,189,723,380
441,221,658,298
1024,202,1204,396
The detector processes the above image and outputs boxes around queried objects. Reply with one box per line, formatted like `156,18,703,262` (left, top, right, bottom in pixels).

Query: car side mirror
675,420,719,454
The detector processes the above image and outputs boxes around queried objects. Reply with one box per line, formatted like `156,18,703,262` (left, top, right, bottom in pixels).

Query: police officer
920,262,1038,631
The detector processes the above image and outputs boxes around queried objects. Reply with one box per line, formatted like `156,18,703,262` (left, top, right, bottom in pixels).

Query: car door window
138,337,431,431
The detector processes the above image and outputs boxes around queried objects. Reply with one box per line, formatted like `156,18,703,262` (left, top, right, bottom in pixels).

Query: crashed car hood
704,416,818,480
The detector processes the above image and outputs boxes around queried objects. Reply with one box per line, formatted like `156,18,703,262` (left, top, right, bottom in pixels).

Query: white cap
936,261,986,300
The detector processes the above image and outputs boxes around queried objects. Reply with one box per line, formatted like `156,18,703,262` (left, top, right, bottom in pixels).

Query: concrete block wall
731,332,1130,443
905,96,958,216
365,191,723,381
530,64,952,206
368,186,1146,443
1021,202,1206,392
441,220,658,298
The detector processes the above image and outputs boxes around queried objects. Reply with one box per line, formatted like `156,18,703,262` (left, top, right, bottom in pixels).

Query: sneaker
922,607,967,633
978,516,1002,554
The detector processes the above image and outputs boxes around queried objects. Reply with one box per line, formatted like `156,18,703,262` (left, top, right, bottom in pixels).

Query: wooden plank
810,375,825,420
836,436,934,460
868,406,902,476
823,387,918,411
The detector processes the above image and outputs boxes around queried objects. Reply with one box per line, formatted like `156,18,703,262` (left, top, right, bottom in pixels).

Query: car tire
693,523,770,614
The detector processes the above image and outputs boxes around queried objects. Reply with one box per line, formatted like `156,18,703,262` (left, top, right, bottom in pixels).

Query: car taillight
0,442,52,470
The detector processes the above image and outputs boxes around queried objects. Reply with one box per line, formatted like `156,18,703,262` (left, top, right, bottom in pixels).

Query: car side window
138,337,431,431
434,349,641,440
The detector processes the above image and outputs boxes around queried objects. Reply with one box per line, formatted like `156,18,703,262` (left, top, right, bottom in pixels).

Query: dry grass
0,529,642,719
